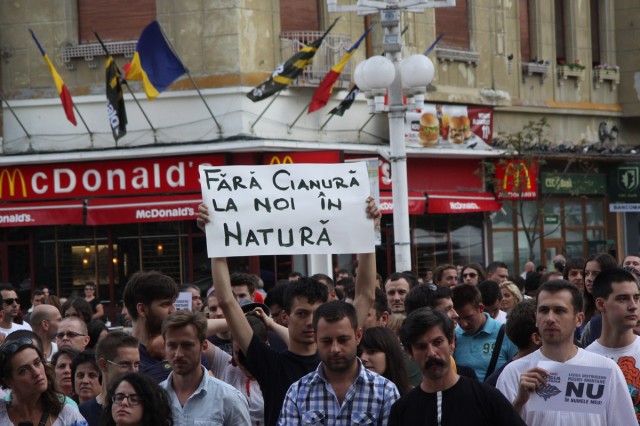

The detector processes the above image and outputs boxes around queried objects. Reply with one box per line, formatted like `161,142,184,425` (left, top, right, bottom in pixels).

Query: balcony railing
280,31,353,89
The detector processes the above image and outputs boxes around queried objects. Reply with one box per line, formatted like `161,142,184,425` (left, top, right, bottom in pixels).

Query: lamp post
328,0,450,272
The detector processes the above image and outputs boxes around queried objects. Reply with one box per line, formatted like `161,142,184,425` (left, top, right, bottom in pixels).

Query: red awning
379,191,426,215
87,194,201,225
0,200,84,227
427,192,501,214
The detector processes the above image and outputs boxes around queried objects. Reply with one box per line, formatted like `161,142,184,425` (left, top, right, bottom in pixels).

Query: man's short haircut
404,285,434,315
400,307,454,352
31,305,59,331
0,284,15,293
536,279,583,314
592,268,638,300
123,271,179,321
432,286,454,307
283,277,328,314
384,272,418,290
161,310,208,343
433,264,457,283
477,280,501,306
264,283,287,310
311,273,335,291
505,300,537,349
61,316,89,335
451,284,482,310
312,300,357,331
31,290,45,301
243,313,268,343
524,272,542,293
486,261,508,275
372,287,390,319
230,273,257,293
563,258,585,280
180,284,200,294
95,331,139,362
288,271,303,279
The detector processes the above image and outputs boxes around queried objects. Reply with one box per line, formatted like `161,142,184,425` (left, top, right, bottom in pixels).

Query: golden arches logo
503,161,531,190
269,155,294,165
0,168,27,199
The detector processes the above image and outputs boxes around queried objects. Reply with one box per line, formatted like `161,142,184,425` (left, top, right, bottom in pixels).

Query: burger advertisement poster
405,104,494,150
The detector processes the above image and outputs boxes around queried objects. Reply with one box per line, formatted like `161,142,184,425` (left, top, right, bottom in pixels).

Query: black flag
328,85,359,117
247,18,339,102
106,56,127,141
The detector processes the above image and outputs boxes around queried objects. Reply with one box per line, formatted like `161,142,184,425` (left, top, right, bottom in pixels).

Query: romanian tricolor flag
247,18,339,102
124,21,186,100
29,29,77,126
308,24,373,114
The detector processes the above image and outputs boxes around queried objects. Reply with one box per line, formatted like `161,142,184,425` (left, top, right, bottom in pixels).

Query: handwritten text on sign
199,163,375,257
528,361,610,415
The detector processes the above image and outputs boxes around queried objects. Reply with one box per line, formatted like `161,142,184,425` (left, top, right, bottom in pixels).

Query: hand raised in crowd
513,367,549,414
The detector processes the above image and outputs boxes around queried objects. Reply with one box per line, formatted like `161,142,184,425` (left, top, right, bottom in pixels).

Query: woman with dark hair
87,320,109,350
461,263,486,286
360,326,411,395
52,347,80,398
84,281,105,321
72,351,101,404
102,372,173,426
0,337,87,425
62,298,93,325
579,253,619,345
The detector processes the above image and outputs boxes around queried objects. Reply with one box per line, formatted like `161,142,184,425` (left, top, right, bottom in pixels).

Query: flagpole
156,23,223,137
250,91,281,133
73,104,93,142
93,31,157,142
319,113,335,131
358,113,375,138
287,100,312,133
0,92,31,139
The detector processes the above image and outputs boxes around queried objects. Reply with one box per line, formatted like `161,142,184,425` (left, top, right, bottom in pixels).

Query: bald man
31,304,63,361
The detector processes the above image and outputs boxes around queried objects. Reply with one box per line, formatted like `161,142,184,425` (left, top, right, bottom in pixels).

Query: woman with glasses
83,282,105,322
461,263,486,286
102,372,173,426
0,337,87,425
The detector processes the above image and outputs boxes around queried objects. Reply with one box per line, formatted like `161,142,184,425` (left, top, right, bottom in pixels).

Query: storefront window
493,230,515,272
586,200,604,226
543,201,562,239
564,200,583,226
492,202,514,228
565,229,584,259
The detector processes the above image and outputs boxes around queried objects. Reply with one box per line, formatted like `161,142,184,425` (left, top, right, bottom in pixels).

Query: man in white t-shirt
0,285,31,336
586,268,640,424
496,279,636,425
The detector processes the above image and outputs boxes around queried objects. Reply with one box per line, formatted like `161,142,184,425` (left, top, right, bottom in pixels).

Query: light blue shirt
160,365,251,426
453,312,517,381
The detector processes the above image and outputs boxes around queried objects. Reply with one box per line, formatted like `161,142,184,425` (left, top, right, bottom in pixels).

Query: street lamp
330,0,451,272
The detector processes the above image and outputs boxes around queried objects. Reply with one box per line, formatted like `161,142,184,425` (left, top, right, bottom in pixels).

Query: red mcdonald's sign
494,159,538,200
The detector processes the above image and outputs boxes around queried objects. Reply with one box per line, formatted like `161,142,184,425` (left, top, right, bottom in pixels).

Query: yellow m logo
0,169,27,199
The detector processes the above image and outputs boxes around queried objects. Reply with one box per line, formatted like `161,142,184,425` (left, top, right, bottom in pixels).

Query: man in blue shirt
452,284,517,381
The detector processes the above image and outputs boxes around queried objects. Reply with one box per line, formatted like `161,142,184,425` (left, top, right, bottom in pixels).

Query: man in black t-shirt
389,308,525,426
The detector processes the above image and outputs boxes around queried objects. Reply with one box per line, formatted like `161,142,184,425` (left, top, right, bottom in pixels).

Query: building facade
1,0,639,307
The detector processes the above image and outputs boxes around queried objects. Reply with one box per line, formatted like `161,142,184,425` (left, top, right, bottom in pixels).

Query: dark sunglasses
0,337,38,365
2,298,18,305
462,272,478,278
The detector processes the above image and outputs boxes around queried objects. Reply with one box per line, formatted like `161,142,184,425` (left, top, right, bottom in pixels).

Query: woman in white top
0,336,87,426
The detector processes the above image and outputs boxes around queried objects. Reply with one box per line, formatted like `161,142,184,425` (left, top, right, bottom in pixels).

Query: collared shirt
160,365,251,426
454,313,517,381
277,359,399,426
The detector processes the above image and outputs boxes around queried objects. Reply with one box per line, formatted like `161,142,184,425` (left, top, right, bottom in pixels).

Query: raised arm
198,203,255,354
353,197,381,328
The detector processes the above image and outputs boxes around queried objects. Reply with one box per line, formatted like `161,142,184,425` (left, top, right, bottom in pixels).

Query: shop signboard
263,151,341,165
609,163,640,203
404,104,493,150
541,173,606,195
494,159,538,200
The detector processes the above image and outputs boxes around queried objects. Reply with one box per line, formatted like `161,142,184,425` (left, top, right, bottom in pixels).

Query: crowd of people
0,200,640,425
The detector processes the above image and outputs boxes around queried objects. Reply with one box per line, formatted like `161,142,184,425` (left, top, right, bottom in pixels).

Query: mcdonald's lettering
269,155,294,165
494,159,538,200
503,161,531,190
0,169,28,199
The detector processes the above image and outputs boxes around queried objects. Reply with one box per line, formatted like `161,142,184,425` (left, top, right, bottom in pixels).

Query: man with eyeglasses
30,304,62,361
80,331,140,426
56,316,90,351
0,284,31,337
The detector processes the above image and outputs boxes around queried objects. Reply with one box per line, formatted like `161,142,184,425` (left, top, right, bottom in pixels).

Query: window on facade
590,0,601,65
435,0,470,50
554,0,566,62
280,0,319,32
78,0,156,43
519,0,531,62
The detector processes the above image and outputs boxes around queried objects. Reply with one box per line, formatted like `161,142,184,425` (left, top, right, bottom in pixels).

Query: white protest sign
199,162,375,257
175,292,192,311
527,361,610,414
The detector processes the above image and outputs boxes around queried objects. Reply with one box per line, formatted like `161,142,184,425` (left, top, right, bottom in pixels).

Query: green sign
609,164,640,203
541,173,606,195
544,214,559,225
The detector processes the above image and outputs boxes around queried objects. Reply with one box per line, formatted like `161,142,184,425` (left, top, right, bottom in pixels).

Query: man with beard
389,308,525,425
278,301,399,425
123,270,178,382
160,310,250,425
